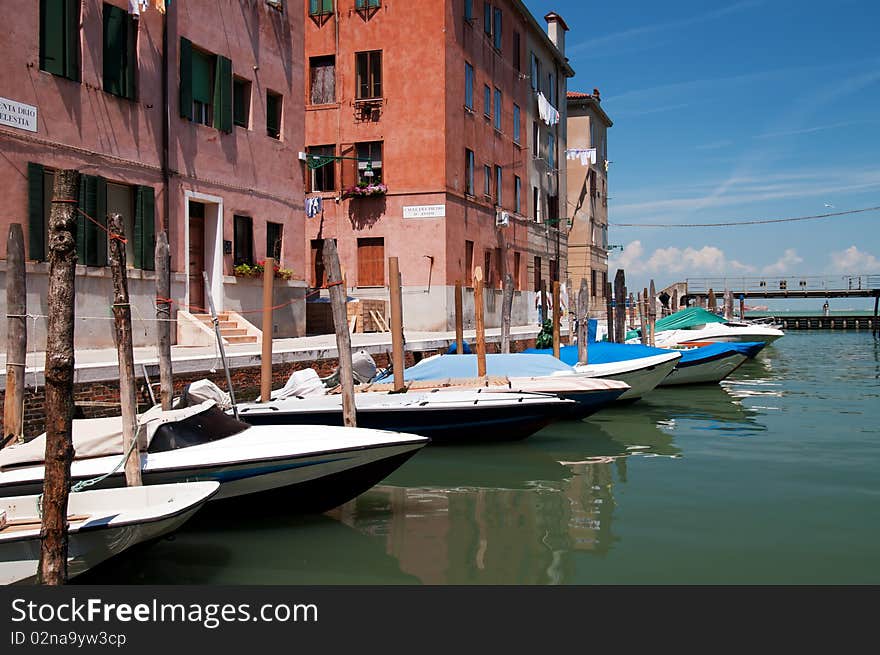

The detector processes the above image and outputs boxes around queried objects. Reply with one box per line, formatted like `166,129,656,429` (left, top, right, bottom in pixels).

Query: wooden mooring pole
260,257,275,403
501,273,513,354
454,280,464,354
107,212,142,487
638,291,648,346
474,267,486,377
648,280,657,347
577,278,588,364
566,278,574,346
614,269,626,343
3,224,26,449
155,232,173,410
389,257,405,392
38,169,79,585
322,240,357,426
552,280,561,359
605,282,614,342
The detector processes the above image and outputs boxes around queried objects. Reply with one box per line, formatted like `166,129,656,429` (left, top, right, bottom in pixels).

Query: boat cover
624,307,729,341
384,353,575,381
526,341,763,366
0,401,219,471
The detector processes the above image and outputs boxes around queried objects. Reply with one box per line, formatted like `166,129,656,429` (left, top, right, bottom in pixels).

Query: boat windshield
148,405,249,453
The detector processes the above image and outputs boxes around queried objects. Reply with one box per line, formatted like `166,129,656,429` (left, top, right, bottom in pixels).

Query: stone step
220,328,248,337
225,335,258,344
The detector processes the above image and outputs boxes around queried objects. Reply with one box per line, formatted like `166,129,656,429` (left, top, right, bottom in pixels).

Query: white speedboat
0,482,218,585
573,351,681,400
651,321,784,348
659,342,764,386
0,401,428,512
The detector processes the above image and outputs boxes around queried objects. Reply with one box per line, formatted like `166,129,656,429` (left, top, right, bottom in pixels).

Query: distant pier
765,315,880,330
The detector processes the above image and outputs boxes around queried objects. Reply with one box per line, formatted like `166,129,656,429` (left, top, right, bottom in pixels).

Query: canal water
77,331,880,585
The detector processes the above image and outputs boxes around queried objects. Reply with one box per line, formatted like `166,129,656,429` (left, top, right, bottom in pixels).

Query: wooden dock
767,315,879,330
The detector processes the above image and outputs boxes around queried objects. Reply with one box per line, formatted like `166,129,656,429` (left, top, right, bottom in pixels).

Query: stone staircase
191,312,259,345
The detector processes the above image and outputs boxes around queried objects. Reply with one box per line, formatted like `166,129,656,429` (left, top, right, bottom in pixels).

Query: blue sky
524,0,880,301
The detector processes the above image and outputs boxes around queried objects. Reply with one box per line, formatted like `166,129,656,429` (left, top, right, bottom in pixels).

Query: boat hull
575,354,681,400
659,351,748,386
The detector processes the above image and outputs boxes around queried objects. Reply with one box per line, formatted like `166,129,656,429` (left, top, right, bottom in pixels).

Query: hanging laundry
536,91,560,127
152,0,167,13
565,148,597,166
129,0,149,16
305,196,323,218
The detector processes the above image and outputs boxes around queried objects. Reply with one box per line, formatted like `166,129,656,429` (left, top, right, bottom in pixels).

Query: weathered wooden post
474,267,486,377
107,212,142,487
322,240,356,426
577,278,589,364
389,257,405,392
638,291,648,346
708,288,717,311
671,288,679,312
628,292,635,331
605,281,614,342
724,289,734,321
500,273,513,354
260,257,275,402
614,269,626,344
540,279,548,327
38,169,79,585
454,280,464,354
4,224,26,449
648,280,657,346
566,278,574,345
552,280,561,359
155,232,173,410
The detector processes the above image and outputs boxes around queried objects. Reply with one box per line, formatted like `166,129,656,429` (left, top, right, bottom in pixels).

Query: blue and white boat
659,341,764,386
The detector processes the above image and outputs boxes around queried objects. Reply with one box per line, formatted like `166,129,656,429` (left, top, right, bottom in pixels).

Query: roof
567,90,613,127
511,2,575,78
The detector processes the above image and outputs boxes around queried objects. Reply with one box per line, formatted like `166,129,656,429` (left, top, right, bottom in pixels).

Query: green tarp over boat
626,307,728,340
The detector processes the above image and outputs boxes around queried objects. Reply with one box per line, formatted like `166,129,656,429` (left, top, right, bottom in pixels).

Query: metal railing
685,274,880,295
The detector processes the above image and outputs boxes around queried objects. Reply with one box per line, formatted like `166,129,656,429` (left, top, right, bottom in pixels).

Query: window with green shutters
39,0,80,81
356,0,380,8
266,90,282,139
309,0,334,16
27,164,153,269
103,3,137,100
179,37,232,133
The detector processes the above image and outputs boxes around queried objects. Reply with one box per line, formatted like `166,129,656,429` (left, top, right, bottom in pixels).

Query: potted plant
341,182,388,200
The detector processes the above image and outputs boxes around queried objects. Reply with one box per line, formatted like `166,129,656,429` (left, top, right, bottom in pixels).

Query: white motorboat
0,482,218,585
658,342,764,386
651,321,784,348
0,401,428,512
573,351,681,400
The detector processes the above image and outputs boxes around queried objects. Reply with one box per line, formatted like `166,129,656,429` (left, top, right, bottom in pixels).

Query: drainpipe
162,4,172,233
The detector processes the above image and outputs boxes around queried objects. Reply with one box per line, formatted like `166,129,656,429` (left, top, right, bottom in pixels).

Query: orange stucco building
303,1,572,330
0,0,306,348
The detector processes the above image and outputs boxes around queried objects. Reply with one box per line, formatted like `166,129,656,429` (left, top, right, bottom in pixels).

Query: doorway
188,201,205,312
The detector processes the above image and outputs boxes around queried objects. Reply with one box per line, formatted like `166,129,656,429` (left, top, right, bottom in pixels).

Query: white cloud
761,249,803,275
827,246,880,273
611,240,756,277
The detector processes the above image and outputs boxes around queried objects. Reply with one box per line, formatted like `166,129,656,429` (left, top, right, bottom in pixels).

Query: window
513,104,520,144
233,77,251,127
465,149,475,196
493,88,502,130
495,165,502,206
311,239,331,288
514,175,521,213
103,3,137,100
548,73,555,105
512,31,521,72
548,195,559,224
308,145,336,192
266,222,283,261
309,0,333,16
483,84,491,117
548,132,555,169
591,270,597,297
533,186,540,222
483,165,491,197
493,7,502,50
234,215,254,267
309,55,336,105
602,271,608,294
266,90,282,139
484,251,492,286
483,2,491,37
464,62,474,110
356,0,380,8
514,252,521,290
27,164,154,269
356,50,382,99
357,237,385,287
356,141,383,184
529,52,538,91
179,38,232,133
534,256,542,292
532,121,539,156
464,0,473,21
465,240,474,283
40,0,80,81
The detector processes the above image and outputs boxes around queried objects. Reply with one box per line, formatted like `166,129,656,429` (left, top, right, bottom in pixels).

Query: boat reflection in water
78,369,768,585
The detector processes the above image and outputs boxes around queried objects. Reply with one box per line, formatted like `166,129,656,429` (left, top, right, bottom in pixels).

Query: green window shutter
191,49,214,105
125,15,137,100
213,56,232,133
94,177,107,267
40,0,65,76
64,0,81,82
103,4,126,97
135,186,155,270
179,37,193,119
27,163,46,261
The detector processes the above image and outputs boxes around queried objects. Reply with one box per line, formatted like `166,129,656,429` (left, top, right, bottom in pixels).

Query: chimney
593,88,601,102
544,12,569,57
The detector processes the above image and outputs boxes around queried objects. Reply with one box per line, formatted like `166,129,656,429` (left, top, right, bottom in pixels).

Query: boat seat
0,514,91,533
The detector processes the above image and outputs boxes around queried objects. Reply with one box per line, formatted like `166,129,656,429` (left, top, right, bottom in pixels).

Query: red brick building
303,0,572,330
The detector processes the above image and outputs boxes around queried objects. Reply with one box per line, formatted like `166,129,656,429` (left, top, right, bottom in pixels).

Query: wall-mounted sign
0,97,37,133
403,204,445,219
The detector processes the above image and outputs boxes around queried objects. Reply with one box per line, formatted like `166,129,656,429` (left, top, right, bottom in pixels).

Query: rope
75,207,126,243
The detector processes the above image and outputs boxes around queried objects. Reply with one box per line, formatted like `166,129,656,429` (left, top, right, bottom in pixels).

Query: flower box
341,183,388,200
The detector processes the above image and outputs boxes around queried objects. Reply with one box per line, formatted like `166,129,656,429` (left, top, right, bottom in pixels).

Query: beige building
565,89,612,312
